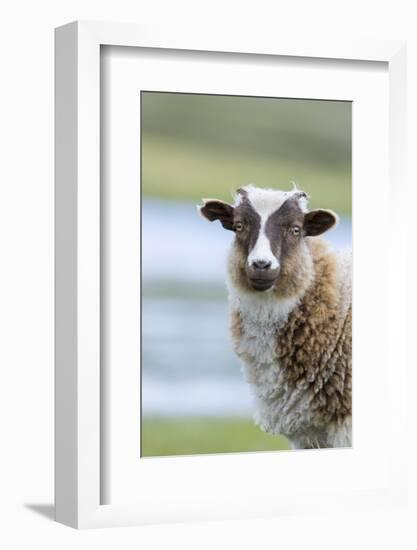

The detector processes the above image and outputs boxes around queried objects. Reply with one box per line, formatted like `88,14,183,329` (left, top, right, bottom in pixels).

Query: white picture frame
55,21,407,529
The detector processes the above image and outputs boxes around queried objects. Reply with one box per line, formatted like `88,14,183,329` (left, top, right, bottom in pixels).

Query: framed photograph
55,21,407,528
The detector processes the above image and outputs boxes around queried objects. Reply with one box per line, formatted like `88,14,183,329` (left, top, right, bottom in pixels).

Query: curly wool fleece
228,239,352,449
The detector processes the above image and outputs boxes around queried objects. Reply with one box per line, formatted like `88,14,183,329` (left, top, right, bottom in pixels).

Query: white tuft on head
235,183,309,214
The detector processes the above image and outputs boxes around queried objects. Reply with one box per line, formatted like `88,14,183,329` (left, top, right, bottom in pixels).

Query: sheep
198,184,352,449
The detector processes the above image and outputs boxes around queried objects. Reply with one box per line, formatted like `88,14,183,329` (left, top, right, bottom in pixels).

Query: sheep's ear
198,199,235,231
303,209,338,237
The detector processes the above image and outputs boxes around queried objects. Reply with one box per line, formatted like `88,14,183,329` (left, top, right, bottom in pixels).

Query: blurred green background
142,418,290,457
141,92,352,215
141,92,352,457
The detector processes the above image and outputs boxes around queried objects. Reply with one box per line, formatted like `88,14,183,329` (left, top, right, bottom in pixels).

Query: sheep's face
199,185,338,293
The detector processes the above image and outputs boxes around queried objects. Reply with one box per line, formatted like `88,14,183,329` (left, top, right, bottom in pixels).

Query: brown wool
230,238,352,433
275,240,352,427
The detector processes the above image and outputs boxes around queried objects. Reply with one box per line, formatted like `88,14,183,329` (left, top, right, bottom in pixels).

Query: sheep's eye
291,226,301,237
234,222,244,232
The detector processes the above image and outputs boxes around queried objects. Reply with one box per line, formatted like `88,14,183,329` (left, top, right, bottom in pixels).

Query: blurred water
142,198,352,417
142,297,253,416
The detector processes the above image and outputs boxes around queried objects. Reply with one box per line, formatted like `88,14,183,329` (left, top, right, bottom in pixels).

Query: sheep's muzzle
246,265,280,291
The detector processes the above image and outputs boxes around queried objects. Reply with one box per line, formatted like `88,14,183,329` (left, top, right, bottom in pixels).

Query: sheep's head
198,184,338,294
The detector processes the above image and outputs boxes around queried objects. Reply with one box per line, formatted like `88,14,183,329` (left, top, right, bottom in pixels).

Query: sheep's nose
252,259,272,270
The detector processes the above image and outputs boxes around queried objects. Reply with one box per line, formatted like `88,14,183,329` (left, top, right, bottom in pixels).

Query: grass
141,417,290,457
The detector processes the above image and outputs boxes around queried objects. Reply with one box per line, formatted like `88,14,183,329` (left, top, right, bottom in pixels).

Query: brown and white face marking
199,185,338,292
